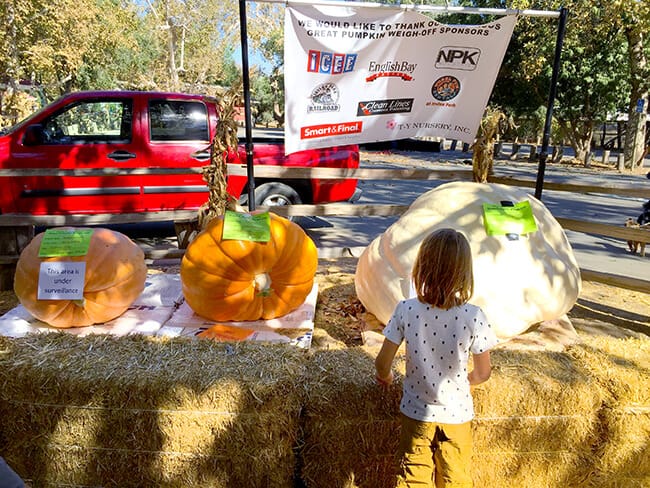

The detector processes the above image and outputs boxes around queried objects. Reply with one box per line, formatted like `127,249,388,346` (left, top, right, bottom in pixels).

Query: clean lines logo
357,98,414,116
435,47,481,71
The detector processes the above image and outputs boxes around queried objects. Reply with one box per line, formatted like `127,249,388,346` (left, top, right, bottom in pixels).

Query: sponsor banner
284,5,516,154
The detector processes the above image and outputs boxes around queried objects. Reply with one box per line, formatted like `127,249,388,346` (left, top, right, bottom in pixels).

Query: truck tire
253,182,302,221
255,182,302,206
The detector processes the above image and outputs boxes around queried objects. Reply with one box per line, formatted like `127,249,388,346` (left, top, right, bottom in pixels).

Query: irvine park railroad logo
431,76,461,101
308,83,340,113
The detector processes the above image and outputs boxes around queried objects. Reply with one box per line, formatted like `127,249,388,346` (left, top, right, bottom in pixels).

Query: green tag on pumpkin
222,210,271,242
38,228,93,257
482,201,538,236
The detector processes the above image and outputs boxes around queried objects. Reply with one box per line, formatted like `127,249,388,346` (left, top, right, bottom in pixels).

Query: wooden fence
0,163,649,293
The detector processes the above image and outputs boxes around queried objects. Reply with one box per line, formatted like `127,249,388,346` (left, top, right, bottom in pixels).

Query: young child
375,228,498,488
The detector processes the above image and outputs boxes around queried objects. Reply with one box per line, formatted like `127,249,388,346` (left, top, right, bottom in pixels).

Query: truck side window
149,100,209,142
39,100,132,144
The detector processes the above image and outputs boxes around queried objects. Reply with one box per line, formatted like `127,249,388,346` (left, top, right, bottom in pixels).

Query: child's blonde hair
412,228,474,309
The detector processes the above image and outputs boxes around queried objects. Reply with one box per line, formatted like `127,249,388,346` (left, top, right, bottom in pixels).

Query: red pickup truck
0,90,359,216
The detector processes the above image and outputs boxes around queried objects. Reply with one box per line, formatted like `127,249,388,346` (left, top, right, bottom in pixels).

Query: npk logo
307,50,357,74
435,47,481,71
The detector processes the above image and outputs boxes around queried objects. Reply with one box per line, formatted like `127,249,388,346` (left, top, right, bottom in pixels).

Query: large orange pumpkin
180,212,318,321
14,227,147,328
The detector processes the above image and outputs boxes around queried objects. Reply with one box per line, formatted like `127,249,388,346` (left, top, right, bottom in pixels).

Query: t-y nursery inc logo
435,47,481,71
307,50,357,74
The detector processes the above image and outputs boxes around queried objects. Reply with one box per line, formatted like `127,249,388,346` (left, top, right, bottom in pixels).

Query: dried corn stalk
471,107,514,183
198,82,243,229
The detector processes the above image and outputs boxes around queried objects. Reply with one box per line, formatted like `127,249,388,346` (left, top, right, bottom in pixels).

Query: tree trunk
2,2,21,125
166,2,179,91
565,119,594,167
623,25,648,170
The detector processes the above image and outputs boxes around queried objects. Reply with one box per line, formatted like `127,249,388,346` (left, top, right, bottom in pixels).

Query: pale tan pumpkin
181,212,318,321
14,227,147,328
355,182,581,339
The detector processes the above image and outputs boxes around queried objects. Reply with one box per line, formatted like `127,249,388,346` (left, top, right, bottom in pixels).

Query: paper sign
38,228,93,257
38,262,86,300
482,201,538,236
222,211,271,242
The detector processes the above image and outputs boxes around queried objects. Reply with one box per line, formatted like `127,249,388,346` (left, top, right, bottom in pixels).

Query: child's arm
375,338,400,386
468,351,492,385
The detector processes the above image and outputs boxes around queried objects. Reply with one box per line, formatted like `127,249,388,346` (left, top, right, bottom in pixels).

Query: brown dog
625,218,649,257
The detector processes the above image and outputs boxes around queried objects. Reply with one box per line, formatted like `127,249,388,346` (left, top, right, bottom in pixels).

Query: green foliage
1,0,647,148
251,73,280,127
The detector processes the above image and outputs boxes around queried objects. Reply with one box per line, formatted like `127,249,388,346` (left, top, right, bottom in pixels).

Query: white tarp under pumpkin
354,181,582,340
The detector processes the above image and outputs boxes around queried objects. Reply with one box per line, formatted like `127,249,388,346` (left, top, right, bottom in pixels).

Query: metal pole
239,0,256,211
256,0,560,18
535,7,568,201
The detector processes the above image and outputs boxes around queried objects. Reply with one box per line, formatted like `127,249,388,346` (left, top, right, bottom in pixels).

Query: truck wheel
254,182,302,221
255,182,301,205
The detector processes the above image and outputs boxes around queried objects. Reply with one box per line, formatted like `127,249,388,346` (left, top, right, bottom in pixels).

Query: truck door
11,98,145,214
141,99,212,211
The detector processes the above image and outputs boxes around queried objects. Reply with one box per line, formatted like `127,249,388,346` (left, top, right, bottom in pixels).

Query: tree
246,3,285,125
484,0,630,166
0,0,150,100
139,0,244,92
607,0,650,170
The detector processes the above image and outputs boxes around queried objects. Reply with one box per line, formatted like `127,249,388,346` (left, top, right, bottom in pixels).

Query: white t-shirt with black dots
383,298,498,424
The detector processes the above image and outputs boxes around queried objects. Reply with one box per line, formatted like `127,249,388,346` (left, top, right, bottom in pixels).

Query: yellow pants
396,414,473,488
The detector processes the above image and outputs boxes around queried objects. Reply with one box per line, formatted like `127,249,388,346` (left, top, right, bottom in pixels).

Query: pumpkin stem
254,273,272,297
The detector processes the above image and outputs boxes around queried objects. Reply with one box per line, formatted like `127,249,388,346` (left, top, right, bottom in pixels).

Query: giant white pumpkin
354,182,582,339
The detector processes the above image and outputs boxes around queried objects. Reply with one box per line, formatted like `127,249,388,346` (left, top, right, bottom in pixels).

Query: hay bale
472,349,603,487
569,336,650,487
1,330,648,488
0,334,306,487
300,347,403,488
300,346,604,488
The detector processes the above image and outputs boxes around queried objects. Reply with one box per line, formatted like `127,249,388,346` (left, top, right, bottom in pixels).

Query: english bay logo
435,46,481,71
357,98,414,116
431,76,461,102
308,82,340,113
366,60,416,82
